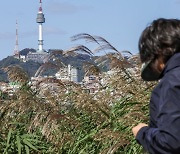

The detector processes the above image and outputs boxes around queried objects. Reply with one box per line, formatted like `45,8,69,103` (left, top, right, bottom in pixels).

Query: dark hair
139,18,180,63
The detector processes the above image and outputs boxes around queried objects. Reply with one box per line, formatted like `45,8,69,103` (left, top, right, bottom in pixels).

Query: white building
55,64,80,83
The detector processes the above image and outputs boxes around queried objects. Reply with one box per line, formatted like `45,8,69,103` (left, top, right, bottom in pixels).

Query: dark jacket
136,53,180,154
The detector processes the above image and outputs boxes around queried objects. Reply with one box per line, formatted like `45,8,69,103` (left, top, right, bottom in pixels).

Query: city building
82,75,101,93
55,64,82,83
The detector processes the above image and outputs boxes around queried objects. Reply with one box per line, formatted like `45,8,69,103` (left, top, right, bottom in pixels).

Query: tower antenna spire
39,0,42,12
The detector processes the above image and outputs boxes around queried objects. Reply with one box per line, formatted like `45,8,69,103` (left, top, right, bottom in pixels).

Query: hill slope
0,53,96,82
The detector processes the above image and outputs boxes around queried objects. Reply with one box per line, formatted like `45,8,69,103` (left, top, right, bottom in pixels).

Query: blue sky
0,0,180,60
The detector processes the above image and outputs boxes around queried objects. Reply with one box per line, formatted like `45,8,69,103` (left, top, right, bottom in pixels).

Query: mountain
0,49,97,82
19,48,36,55
0,56,41,82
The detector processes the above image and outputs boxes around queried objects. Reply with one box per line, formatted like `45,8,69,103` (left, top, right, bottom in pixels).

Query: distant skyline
0,0,180,60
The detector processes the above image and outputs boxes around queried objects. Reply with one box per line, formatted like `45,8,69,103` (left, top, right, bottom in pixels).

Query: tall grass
0,35,156,153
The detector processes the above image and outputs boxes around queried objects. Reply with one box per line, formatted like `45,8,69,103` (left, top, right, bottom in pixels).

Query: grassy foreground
0,57,156,154
0,33,156,154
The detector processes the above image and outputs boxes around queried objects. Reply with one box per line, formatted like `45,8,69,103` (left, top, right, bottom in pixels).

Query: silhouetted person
132,18,180,154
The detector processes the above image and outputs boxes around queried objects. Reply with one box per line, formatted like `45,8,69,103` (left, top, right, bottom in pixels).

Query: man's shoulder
154,67,180,95
163,66,180,82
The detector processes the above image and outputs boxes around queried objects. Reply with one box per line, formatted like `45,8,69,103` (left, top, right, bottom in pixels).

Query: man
132,18,180,154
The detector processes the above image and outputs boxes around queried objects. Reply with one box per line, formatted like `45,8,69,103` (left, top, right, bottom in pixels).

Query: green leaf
16,135,22,154
3,129,13,154
25,145,30,154
7,128,12,147
23,139,38,151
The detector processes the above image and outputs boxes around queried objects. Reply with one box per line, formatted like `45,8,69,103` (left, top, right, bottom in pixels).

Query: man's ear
153,57,165,73
159,63,165,71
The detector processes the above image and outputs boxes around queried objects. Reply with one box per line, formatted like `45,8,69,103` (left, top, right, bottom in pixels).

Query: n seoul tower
36,0,45,52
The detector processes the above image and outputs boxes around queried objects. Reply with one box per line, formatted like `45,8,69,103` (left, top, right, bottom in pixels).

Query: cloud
21,27,67,38
19,27,66,38
20,30,37,38
0,27,67,41
46,1,92,15
0,32,14,40
44,27,67,35
0,30,37,40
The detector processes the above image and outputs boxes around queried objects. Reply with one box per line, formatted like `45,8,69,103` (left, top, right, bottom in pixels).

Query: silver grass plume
64,45,94,56
71,33,100,45
3,65,29,83
34,62,61,77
